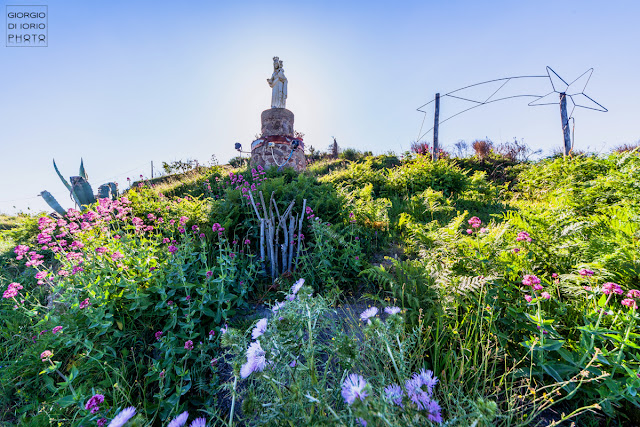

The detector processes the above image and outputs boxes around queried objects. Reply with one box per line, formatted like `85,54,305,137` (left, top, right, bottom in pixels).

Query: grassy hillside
1,151,639,426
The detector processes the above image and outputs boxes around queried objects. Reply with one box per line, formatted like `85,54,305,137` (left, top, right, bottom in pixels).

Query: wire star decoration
528,66,607,119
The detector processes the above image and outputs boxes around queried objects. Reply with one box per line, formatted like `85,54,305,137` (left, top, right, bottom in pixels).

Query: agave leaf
53,159,82,208
97,184,111,199
70,176,96,208
39,191,66,216
79,158,88,181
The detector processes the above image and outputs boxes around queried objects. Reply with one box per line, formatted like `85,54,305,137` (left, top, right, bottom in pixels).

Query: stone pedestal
251,108,306,172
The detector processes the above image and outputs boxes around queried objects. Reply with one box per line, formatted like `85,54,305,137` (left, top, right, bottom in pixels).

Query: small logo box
6,5,48,47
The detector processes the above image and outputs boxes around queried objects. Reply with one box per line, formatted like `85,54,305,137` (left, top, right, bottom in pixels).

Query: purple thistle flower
357,418,367,427
360,307,378,324
189,418,207,427
272,301,286,313
252,318,268,340
167,411,189,427
341,373,368,405
240,341,266,378
426,399,443,423
384,383,404,406
290,278,305,295
107,406,136,427
405,369,438,410
85,393,104,411
384,306,401,315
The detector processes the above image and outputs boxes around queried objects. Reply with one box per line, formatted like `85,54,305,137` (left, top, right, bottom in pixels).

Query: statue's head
273,56,280,67
278,60,283,69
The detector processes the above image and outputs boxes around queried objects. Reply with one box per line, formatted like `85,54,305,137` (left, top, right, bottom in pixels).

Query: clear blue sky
1,0,638,214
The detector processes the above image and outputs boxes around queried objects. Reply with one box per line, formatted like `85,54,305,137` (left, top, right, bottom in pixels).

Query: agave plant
39,159,118,215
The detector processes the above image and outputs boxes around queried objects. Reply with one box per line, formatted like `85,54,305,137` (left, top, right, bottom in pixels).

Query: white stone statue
267,56,288,109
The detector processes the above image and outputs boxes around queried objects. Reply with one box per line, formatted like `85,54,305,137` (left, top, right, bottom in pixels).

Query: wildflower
209,330,215,337
191,225,199,231
40,350,53,361
206,271,213,278
384,306,401,315
468,216,482,228
168,300,174,306
252,318,268,340
466,229,472,234
291,278,305,295
107,406,136,427
426,400,443,423
357,418,367,427
178,227,186,234
552,273,559,279
220,324,228,334
244,239,250,244
627,289,640,298
155,331,163,341
584,286,592,291
79,298,91,309
384,383,404,406
97,418,107,427
355,256,359,260
111,251,124,261
179,216,189,225
622,299,637,309
240,341,267,378
167,411,189,427
229,253,235,259
96,247,109,254
360,307,378,324
14,245,30,260
524,295,533,303
199,233,205,239
522,275,541,287
406,369,438,410
168,245,178,254
3,283,20,299
272,301,286,312
602,282,623,295
189,418,207,427
85,393,105,412
341,373,368,405
533,284,543,291
516,231,532,242
184,340,194,350
52,326,63,334
541,292,551,300
35,271,47,280
579,269,595,277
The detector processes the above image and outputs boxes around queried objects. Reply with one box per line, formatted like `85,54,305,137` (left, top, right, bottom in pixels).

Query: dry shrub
472,139,493,160
613,141,640,153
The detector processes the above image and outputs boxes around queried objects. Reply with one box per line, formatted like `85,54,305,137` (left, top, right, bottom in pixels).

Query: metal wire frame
416,67,607,142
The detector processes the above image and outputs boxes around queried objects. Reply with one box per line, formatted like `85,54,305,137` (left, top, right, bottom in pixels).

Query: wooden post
151,161,154,179
433,93,440,161
560,93,571,156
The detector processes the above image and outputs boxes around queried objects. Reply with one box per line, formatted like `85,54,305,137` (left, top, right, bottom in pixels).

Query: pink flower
155,331,163,341
96,247,108,254
627,289,640,298
35,271,47,280
58,270,69,277
602,282,623,295
178,227,185,234
524,295,533,302
466,229,472,234
184,340,194,350
52,326,63,334
512,248,520,253
516,231,532,242
209,330,215,337
206,271,213,278
621,299,637,309
168,245,178,254
468,216,482,228
522,275,541,287
552,273,559,278
533,284,544,291
85,393,104,412
79,298,91,309
244,239,250,244
111,251,124,260
579,269,595,277
179,216,189,225
40,350,53,361
3,283,22,299
541,292,551,300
